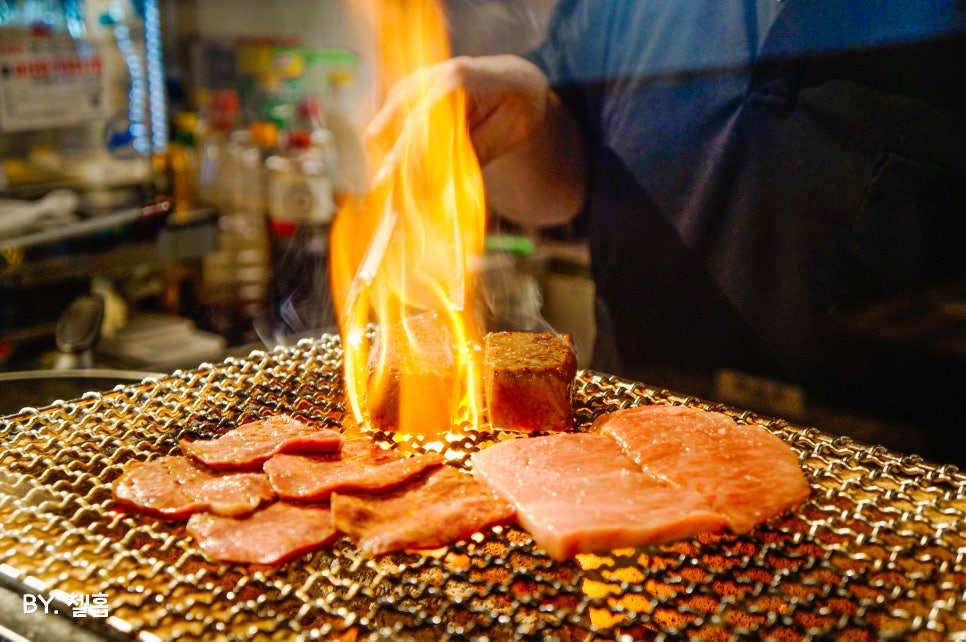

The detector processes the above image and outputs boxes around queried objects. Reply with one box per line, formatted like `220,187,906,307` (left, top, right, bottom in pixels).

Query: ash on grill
1,334,964,641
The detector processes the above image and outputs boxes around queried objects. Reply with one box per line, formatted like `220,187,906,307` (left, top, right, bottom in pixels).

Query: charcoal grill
1,334,964,641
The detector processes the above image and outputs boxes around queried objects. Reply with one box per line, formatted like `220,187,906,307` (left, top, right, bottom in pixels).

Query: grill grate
1,335,965,641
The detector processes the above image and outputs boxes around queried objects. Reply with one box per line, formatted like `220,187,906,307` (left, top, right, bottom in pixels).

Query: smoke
444,0,557,57
254,231,339,348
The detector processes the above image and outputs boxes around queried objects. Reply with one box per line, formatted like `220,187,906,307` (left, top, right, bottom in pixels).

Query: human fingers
459,56,550,165
364,60,463,149
367,55,550,174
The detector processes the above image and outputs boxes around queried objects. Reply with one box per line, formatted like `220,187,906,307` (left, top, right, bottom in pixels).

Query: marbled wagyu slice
595,405,810,533
471,433,728,561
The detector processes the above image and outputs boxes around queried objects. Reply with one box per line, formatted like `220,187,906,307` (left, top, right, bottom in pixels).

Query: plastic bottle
325,71,369,203
294,96,339,187
197,89,240,210
244,121,280,220
200,120,275,344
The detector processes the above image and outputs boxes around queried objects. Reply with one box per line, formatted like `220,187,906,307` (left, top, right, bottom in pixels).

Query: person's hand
365,53,587,227
365,54,552,168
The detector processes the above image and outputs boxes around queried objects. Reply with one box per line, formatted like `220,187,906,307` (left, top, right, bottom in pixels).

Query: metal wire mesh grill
1,334,965,641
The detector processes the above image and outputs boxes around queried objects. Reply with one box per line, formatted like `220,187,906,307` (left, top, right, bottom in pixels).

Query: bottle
200,120,275,344
325,70,369,203
257,126,338,345
197,89,240,210
294,95,339,189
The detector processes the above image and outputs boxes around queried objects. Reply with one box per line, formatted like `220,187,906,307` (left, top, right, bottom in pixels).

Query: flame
331,0,487,436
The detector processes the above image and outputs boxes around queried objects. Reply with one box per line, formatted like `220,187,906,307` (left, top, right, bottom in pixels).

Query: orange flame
330,0,487,437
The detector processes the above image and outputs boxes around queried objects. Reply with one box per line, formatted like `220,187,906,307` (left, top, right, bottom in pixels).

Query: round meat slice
180,414,345,470
113,455,275,519
264,439,444,501
187,502,338,565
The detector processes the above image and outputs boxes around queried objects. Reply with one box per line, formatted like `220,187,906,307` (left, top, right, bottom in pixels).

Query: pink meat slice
187,502,338,565
180,414,345,470
595,405,811,533
471,433,728,560
331,466,515,555
264,439,445,501
113,455,275,519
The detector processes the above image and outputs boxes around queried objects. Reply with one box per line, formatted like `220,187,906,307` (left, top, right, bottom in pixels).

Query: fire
330,0,487,436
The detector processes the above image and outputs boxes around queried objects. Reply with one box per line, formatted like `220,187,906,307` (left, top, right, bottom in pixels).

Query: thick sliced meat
595,405,811,533
180,414,344,470
264,439,444,501
471,433,727,561
113,456,275,519
331,466,515,555
367,313,458,435
483,332,577,432
187,502,337,565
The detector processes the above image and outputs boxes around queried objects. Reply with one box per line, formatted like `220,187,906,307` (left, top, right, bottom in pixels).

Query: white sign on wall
0,36,108,132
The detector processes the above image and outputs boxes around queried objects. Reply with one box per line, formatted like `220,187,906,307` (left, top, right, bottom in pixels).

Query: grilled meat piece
113,456,275,519
331,465,515,555
187,502,338,565
264,440,444,501
180,414,344,470
484,332,577,432
367,314,458,434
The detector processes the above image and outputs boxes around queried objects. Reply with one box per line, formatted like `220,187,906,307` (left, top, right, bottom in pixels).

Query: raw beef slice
180,414,344,470
595,405,811,533
471,433,728,560
113,456,275,519
264,439,444,500
331,466,515,555
187,502,337,565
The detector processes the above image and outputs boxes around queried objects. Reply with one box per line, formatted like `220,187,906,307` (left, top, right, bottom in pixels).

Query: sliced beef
113,456,275,519
187,502,338,565
471,433,727,560
180,414,344,470
331,465,515,555
483,332,577,432
264,439,444,501
595,405,811,533
367,313,458,435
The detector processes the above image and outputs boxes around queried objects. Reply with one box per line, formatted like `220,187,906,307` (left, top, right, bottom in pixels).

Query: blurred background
0,0,573,370
0,0,962,465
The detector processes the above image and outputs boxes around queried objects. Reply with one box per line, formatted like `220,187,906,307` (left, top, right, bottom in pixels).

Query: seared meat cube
367,313,457,434
484,331,577,432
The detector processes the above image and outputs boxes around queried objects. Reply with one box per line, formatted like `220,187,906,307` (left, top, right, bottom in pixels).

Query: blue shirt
527,0,966,385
